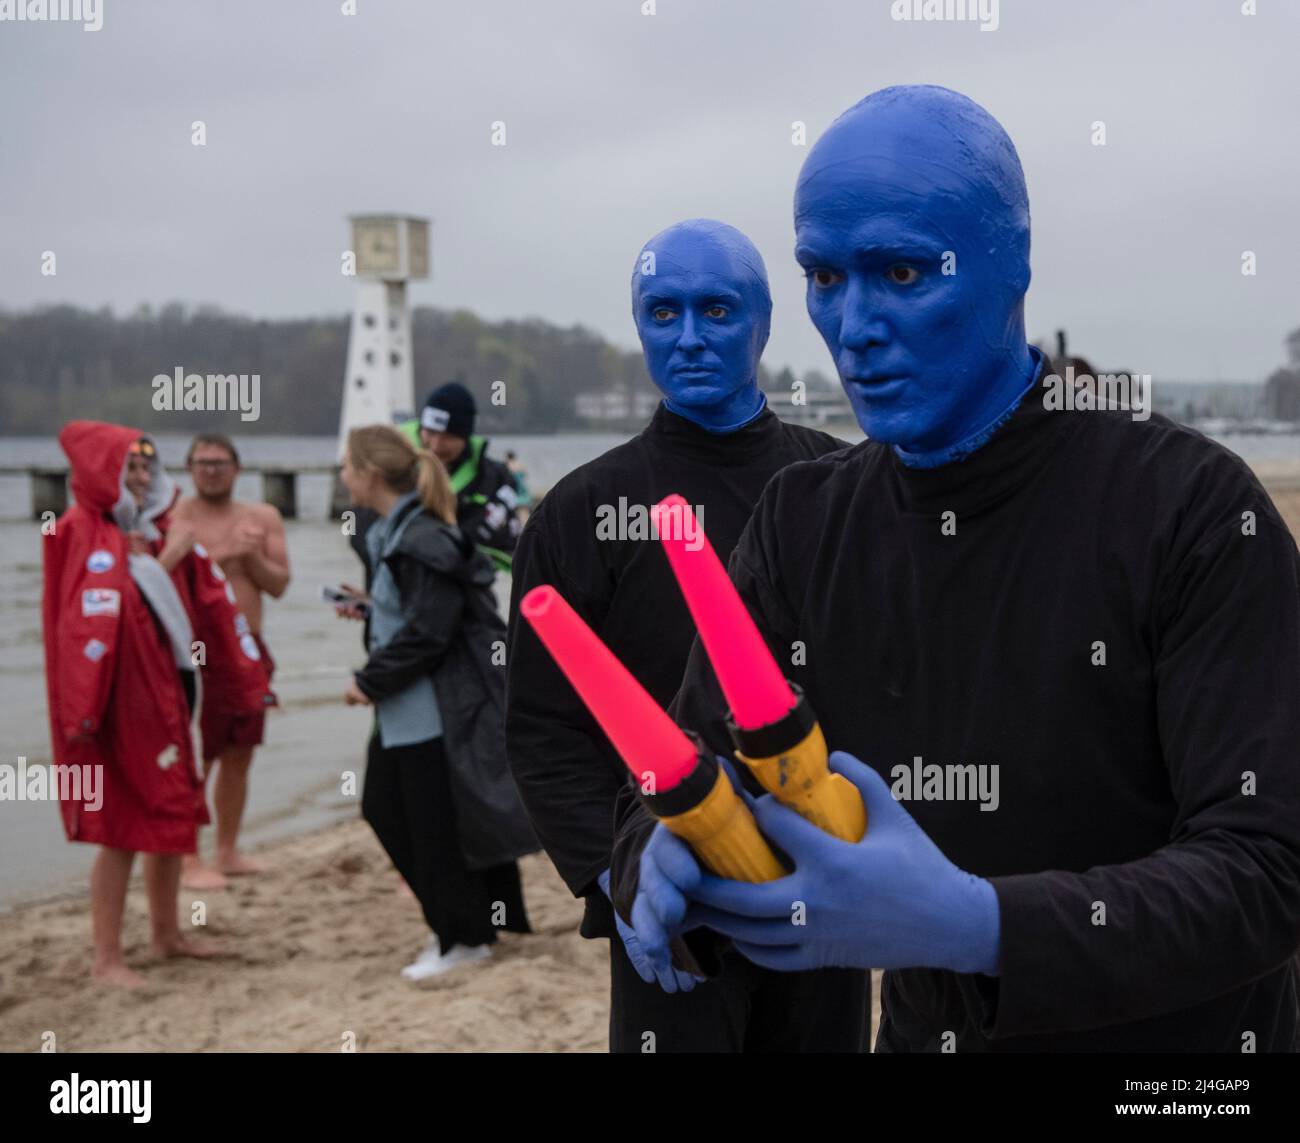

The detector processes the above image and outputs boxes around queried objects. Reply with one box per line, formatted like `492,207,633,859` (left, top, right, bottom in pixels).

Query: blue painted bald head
795,85,1038,465
632,219,771,433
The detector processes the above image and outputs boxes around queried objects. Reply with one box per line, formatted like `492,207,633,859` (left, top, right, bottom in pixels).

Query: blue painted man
506,219,863,1051
618,87,1300,1051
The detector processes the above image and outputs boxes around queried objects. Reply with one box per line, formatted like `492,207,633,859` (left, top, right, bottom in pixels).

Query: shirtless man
174,433,290,888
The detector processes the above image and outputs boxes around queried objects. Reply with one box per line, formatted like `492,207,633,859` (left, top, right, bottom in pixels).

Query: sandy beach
0,817,878,1053
1261,469,1300,536
0,822,611,1052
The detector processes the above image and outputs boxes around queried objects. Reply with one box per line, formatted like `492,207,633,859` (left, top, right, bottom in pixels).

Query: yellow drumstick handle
660,766,786,882
729,685,867,843
641,742,786,883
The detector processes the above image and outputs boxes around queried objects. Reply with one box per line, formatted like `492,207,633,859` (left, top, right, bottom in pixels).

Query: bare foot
92,962,148,989
217,853,262,876
151,933,223,960
181,863,228,891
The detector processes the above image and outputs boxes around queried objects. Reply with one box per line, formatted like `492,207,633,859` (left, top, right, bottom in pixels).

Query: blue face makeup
794,86,1038,467
632,219,771,433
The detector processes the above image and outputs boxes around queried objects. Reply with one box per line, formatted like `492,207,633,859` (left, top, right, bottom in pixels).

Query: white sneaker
400,943,491,985
404,935,441,971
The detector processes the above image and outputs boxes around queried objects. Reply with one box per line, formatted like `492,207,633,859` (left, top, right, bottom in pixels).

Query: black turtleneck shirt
505,401,846,938
612,381,1300,1051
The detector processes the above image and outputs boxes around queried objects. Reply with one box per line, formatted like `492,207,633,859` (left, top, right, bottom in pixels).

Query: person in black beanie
344,383,521,596
419,382,522,574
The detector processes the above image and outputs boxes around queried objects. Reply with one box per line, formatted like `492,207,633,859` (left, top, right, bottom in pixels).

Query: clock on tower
337,214,432,471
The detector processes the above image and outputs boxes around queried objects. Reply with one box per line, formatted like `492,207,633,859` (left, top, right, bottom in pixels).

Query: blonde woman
338,426,537,982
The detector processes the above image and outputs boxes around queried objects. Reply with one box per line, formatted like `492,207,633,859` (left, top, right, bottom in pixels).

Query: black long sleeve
639,390,1300,1051
980,506,1300,1040
506,508,625,905
506,403,847,939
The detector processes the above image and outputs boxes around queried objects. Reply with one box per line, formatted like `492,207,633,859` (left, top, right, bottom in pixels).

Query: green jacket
400,421,520,573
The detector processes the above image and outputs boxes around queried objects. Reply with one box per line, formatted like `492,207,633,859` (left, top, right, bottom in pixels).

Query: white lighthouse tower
337,214,431,459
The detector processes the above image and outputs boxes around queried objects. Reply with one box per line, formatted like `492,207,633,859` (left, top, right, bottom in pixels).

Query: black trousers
362,733,529,952
608,936,870,1052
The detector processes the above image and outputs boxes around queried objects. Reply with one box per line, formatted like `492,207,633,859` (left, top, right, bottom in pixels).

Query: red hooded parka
42,421,207,853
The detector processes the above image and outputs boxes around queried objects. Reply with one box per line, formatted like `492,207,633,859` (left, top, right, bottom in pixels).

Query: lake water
2,426,1299,908
4,426,1300,521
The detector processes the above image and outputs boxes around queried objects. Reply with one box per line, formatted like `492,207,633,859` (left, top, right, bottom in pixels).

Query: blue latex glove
597,868,700,993
683,751,1001,975
627,756,752,975
626,825,706,978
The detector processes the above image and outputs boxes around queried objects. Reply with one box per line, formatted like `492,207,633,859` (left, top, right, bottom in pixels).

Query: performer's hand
598,869,701,993
343,680,371,706
630,824,704,976
126,531,150,556
683,751,1001,976
626,756,751,975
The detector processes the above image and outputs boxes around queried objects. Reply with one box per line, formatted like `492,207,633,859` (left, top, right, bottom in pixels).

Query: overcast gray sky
2,0,1297,385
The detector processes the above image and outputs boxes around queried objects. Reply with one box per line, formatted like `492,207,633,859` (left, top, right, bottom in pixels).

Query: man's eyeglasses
190,459,235,470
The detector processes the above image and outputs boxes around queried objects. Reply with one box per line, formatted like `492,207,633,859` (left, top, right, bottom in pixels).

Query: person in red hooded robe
43,421,217,987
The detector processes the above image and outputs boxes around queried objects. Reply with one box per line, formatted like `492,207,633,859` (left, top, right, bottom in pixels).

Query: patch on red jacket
81,588,120,617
